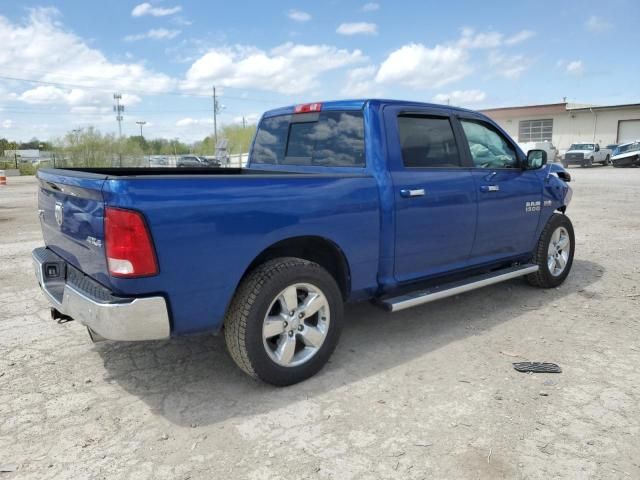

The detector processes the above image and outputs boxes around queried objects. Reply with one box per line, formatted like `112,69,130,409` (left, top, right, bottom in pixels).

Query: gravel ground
1,169,639,480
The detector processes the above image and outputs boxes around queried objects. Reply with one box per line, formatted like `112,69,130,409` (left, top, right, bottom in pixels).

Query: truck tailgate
37,169,110,286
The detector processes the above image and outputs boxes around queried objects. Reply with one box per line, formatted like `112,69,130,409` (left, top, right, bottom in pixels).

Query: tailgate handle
400,188,426,198
480,185,500,192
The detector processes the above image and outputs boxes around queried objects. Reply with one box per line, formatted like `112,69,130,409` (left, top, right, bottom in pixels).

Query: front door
384,107,478,282
456,116,542,264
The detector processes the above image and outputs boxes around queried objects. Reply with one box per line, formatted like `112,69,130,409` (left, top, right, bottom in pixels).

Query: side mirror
595,145,600,151
524,149,547,170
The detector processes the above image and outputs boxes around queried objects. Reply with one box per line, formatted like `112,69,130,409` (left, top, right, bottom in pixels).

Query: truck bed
42,167,302,178
36,166,381,335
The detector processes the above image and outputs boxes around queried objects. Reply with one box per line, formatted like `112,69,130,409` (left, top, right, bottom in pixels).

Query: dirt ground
1,169,639,480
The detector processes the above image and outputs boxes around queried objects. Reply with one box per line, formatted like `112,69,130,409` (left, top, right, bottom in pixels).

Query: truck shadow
96,258,604,427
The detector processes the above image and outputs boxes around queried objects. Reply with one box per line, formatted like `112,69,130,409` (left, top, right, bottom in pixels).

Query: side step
380,264,539,312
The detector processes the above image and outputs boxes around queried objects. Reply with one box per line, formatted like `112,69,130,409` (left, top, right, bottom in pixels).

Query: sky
0,0,638,142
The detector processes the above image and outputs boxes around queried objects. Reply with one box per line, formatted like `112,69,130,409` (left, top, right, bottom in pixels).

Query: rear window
252,111,365,167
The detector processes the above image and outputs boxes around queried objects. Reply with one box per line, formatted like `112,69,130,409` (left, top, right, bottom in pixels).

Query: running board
380,264,539,312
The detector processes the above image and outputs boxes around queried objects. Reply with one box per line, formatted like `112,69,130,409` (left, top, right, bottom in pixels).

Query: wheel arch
240,236,352,300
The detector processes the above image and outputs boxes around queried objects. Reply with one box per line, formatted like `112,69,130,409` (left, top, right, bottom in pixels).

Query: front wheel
527,213,575,288
224,257,343,386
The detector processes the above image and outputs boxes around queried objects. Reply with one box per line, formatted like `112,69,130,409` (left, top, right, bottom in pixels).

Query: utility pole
136,120,146,138
113,93,124,137
242,116,246,129
212,86,219,148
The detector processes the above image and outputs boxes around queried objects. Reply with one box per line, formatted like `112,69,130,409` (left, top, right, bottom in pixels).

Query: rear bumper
32,247,170,341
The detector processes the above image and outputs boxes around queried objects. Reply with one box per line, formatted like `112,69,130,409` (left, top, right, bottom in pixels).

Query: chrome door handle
400,188,426,198
480,185,500,192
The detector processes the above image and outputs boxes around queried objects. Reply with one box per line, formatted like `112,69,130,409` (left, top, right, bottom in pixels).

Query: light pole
113,93,124,137
136,121,146,139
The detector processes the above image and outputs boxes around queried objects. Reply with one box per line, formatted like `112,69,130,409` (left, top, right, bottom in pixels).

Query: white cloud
566,60,584,75
488,51,530,79
176,117,209,127
432,89,486,106
0,8,175,110
341,65,381,97
288,10,311,22
2,119,12,129
337,22,378,36
457,27,534,49
505,29,535,45
124,28,181,42
457,28,502,49
362,2,380,11
375,43,471,89
182,42,364,94
131,3,182,17
17,86,142,107
585,15,611,32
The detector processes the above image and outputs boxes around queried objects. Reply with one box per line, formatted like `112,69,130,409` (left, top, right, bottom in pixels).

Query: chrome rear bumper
32,247,170,341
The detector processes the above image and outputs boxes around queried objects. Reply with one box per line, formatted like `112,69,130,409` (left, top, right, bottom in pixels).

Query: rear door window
397,115,461,168
252,111,365,167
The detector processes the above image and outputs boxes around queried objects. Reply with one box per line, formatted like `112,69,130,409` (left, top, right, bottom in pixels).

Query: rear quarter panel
102,174,380,335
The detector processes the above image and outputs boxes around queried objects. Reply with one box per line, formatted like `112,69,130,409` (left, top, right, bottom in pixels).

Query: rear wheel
604,155,611,166
224,257,343,386
527,214,575,288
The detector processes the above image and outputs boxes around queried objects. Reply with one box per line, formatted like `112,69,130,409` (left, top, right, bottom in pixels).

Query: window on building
518,119,553,142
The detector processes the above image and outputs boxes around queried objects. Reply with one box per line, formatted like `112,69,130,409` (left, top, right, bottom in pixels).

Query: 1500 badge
526,201,541,212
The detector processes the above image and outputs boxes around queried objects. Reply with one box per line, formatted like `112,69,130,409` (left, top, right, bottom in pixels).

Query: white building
480,102,640,151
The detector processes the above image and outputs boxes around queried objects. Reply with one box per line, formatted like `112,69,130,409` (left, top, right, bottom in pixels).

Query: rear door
456,115,542,264
37,169,110,285
384,105,477,282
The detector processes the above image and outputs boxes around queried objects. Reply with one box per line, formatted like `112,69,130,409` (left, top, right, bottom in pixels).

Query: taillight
105,207,158,277
294,102,322,114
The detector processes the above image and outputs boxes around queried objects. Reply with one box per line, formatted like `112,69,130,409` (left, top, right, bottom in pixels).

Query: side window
461,120,518,169
397,115,461,168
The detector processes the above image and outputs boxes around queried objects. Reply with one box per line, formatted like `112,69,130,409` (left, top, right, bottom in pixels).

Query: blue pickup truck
33,99,574,385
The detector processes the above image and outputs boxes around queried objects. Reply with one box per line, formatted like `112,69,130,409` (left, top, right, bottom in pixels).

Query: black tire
527,213,575,288
604,155,611,166
224,257,343,386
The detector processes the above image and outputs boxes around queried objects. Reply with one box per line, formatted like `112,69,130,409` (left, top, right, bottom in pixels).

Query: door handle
400,188,426,198
480,185,500,192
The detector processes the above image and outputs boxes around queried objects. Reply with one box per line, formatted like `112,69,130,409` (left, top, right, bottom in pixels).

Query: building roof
480,101,640,116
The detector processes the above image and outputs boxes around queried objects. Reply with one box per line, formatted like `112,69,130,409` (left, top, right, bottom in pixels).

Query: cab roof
261,99,478,118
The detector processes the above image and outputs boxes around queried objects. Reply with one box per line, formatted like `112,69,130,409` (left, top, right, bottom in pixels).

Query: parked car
518,141,558,163
563,142,611,167
148,155,169,167
177,155,217,167
606,144,619,156
32,99,574,386
611,141,640,167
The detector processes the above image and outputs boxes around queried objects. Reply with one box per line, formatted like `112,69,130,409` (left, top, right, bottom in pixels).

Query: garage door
618,120,640,143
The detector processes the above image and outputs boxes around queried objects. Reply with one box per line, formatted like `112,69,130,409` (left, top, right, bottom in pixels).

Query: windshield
569,143,594,150
617,142,640,154
252,110,365,167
